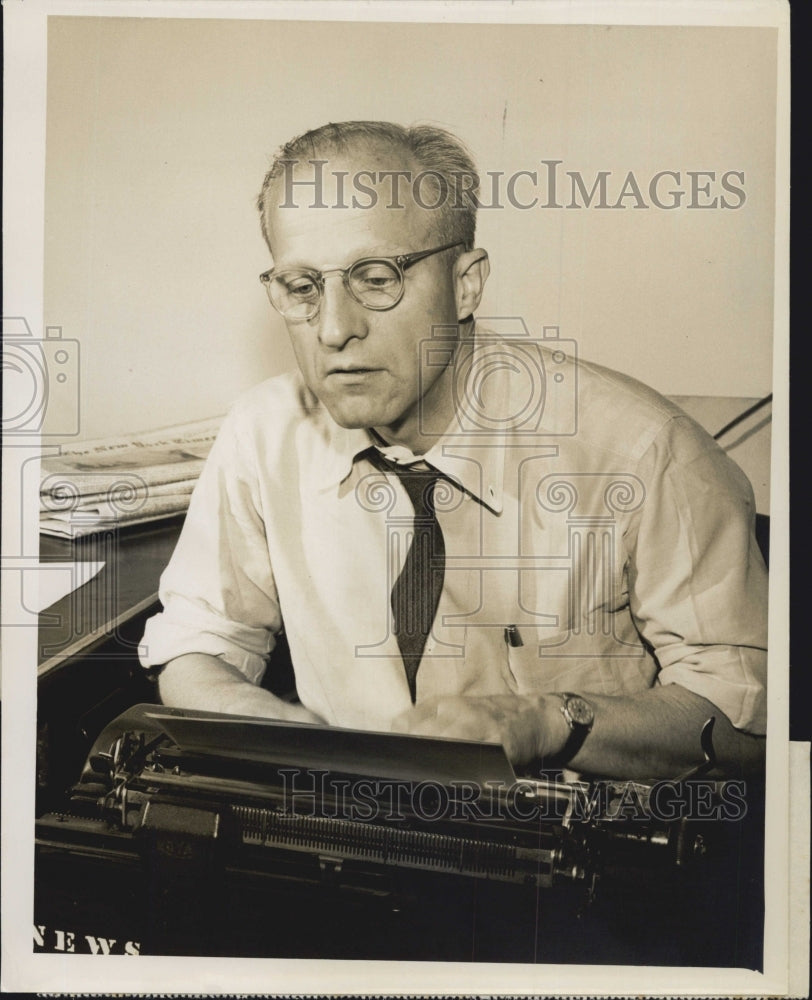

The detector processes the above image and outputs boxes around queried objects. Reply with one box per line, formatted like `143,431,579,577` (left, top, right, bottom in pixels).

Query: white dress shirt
140,334,767,735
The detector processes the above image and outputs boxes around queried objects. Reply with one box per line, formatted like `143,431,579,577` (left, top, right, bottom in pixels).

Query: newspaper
39,416,223,538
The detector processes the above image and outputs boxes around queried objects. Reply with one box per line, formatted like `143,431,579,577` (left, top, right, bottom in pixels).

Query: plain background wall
43,17,776,505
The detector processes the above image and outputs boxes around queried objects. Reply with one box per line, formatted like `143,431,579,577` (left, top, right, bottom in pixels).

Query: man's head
256,121,490,453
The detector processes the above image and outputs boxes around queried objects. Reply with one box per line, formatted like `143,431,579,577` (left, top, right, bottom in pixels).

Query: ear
453,250,490,321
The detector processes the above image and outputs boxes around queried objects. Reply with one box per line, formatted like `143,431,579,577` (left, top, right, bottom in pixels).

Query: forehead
265,144,442,265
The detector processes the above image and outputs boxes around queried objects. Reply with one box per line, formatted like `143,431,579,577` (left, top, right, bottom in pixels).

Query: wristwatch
554,691,594,763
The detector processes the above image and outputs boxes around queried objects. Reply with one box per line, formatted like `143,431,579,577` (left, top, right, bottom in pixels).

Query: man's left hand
390,693,569,766
392,686,766,780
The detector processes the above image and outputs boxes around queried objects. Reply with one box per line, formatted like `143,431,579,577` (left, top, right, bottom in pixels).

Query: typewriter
34,705,764,963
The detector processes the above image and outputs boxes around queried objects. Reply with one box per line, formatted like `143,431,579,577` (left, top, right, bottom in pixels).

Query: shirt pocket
504,626,632,697
502,626,566,694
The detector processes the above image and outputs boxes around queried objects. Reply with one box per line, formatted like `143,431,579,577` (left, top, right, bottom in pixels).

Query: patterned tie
370,454,446,702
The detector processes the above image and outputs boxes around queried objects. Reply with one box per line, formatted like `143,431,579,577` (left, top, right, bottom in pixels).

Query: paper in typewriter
146,709,519,788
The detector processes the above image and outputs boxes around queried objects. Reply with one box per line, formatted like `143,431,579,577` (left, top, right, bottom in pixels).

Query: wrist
543,694,571,758
544,691,595,766
535,693,573,759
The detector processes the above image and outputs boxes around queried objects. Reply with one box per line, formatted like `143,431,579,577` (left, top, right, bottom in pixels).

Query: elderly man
140,121,767,780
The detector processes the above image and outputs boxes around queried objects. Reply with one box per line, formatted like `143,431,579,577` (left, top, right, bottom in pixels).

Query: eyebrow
272,245,411,271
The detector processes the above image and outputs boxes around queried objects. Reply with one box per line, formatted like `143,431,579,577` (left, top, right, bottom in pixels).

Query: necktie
370,454,446,702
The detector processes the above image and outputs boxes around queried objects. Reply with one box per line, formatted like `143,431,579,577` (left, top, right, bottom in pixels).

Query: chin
324,402,385,431
332,414,372,430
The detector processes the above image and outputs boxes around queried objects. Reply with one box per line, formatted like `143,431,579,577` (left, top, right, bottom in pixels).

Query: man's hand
390,686,766,779
390,693,569,765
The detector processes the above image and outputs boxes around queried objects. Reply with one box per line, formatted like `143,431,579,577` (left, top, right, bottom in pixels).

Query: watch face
566,696,594,727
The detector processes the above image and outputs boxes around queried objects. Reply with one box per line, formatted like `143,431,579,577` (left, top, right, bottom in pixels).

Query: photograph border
2,0,793,995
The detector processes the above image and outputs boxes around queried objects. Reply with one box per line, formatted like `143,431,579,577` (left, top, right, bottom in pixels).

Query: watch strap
555,691,593,764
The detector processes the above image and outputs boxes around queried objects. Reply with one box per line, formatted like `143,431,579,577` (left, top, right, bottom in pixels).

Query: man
140,121,767,780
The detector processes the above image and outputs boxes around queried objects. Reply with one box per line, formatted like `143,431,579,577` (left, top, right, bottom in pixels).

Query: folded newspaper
39,416,223,539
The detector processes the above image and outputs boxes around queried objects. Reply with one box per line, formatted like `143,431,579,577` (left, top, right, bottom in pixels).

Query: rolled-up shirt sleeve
139,404,281,685
626,415,768,734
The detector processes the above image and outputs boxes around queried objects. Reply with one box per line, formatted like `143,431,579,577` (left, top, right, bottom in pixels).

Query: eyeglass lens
267,259,403,319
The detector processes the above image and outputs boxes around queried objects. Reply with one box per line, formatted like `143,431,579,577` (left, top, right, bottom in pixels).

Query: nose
317,271,368,349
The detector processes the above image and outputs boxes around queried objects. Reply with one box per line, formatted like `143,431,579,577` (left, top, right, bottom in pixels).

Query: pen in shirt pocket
504,624,524,647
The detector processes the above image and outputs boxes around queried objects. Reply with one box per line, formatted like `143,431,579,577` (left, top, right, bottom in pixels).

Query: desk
36,518,183,811
38,516,184,676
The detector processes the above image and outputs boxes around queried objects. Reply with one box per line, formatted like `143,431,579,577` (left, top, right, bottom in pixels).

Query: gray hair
256,120,480,251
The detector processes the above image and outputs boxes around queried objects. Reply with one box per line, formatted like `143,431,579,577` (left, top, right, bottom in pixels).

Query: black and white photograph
2,0,799,995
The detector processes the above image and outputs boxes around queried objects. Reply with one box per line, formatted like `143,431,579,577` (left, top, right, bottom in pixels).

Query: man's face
265,150,471,452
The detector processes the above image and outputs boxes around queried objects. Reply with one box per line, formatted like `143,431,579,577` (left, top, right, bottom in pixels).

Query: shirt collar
315,422,376,491
314,419,505,514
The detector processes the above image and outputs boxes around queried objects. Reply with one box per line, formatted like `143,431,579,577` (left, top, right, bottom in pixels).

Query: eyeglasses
259,240,465,321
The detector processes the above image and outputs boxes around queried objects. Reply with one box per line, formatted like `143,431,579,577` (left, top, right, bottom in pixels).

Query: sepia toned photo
2,1,796,995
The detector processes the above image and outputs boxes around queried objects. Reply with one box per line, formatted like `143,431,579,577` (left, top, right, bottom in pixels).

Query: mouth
326,366,383,377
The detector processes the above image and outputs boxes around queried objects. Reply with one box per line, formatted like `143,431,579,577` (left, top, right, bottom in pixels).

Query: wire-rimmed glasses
259,240,465,321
